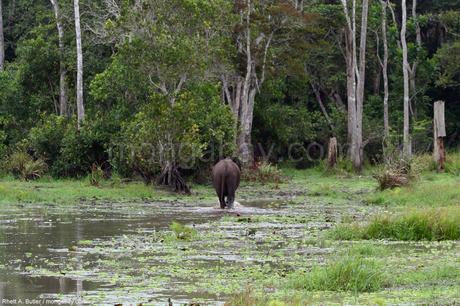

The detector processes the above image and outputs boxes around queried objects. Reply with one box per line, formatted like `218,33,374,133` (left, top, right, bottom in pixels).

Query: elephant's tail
220,173,225,203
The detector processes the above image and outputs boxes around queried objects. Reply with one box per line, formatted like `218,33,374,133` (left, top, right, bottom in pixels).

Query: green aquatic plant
170,221,197,241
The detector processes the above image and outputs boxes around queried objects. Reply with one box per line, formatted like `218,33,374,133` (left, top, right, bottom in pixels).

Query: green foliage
330,207,460,241
169,221,197,241
434,41,460,88
28,115,68,168
28,114,117,178
117,85,235,181
6,151,48,181
288,256,387,293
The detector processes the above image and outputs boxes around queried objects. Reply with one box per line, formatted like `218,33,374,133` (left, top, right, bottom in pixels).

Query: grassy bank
329,206,460,241
0,165,459,206
0,176,160,204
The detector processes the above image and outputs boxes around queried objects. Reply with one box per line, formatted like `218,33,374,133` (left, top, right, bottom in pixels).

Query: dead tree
327,137,338,169
433,101,446,172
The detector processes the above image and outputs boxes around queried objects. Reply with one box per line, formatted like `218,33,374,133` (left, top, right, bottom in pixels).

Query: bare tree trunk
409,0,421,121
237,0,254,165
341,1,357,160
433,101,446,172
379,0,390,140
327,137,338,169
354,0,369,172
50,0,69,117
401,0,411,157
341,0,367,172
0,0,5,71
74,0,85,128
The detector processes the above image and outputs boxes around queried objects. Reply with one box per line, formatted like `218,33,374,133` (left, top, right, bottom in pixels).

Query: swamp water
1,195,447,305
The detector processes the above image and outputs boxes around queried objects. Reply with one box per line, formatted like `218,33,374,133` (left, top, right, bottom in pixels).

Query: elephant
212,158,241,209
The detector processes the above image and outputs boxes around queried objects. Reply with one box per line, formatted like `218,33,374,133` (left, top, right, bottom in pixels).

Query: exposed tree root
157,162,191,194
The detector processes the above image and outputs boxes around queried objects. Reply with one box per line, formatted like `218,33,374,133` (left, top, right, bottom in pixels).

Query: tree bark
327,137,338,169
341,0,367,172
50,0,69,117
433,101,446,172
237,0,254,165
401,0,411,157
409,0,421,121
341,1,357,160
74,0,85,128
378,0,390,140
0,0,5,71
354,0,369,172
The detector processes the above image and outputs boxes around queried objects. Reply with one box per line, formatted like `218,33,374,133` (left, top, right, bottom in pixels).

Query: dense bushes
27,114,118,178
114,85,235,187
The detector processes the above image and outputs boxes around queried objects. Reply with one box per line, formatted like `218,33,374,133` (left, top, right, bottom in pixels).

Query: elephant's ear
232,157,242,170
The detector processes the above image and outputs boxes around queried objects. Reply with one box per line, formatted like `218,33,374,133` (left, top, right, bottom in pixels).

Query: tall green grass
288,255,387,293
330,207,460,241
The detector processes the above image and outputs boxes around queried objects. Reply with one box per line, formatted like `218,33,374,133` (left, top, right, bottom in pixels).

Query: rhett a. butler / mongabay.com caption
1,298,82,305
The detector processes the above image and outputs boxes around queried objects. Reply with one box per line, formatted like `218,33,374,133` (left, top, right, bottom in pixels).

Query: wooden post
327,137,338,169
433,101,446,172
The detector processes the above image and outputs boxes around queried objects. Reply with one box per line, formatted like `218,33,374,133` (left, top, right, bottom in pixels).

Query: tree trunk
341,0,367,172
342,1,357,160
409,0,421,122
327,137,338,169
354,0,369,172
0,0,5,71
433,101,446,172
237,0,254,165
50,0,69,117
380,0,390,140
74,0,85,128
401,0,411,157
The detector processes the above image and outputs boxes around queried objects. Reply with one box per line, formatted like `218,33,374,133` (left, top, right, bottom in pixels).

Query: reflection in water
0,199,297,305
0,201,227,304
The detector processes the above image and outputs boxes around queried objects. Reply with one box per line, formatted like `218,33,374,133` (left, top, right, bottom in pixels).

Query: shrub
242,161,284,184
116,84,235,191
28,114,68,169
288,256,387,293
374,158,419,191
329,207,460,241
29,114,117,178
6,151,48,180
89,163,105,187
